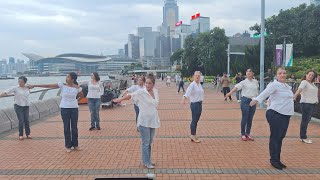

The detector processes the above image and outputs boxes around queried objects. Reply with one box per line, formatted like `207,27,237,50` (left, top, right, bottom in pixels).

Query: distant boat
0,75,15,80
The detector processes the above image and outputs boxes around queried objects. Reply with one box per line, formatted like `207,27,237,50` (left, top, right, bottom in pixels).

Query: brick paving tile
0,81,320,179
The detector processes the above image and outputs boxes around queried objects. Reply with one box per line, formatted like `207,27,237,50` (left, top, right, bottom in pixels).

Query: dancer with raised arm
293,70,318,144
113,73,159,169
182,71,204,143
29,72,83,153
0,76,32,141
250,68,294,170
226,68,259,141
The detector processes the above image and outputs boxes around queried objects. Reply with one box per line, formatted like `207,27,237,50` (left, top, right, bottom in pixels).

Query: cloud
22,40,42,47
0,0,310,60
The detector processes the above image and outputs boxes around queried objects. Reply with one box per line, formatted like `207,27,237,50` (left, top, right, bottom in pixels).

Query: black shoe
224,98,227,101
271,162,283,170
89,127,95,131
96,127,101,130
279,162,287,168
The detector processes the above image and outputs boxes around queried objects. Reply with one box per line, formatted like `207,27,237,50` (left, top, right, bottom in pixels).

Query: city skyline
0,0,310,60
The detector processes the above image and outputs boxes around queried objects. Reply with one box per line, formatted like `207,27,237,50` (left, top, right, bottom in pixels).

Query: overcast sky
0,0,310,60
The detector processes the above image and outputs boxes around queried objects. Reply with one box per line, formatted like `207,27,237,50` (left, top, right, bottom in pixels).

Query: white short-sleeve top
58,82,82,108
5,86,30,106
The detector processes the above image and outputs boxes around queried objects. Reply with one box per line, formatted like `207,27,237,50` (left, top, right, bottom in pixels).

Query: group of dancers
0,68,318,170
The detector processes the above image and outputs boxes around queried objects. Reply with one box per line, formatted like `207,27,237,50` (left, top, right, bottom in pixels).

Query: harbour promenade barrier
0,77,129,134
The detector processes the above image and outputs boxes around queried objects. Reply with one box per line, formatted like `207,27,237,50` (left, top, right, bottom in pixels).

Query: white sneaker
301,139,312,144
74,146,83,151
144,164,155,169
237,100,241,103
66,148,72,153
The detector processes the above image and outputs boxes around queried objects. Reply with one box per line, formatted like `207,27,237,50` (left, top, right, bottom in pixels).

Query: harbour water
0,76,110,109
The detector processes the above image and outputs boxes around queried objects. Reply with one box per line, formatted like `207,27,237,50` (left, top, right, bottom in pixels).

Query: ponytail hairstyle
146,73,156,85
18,76,28,83
69,72,78,85
140,76,146,83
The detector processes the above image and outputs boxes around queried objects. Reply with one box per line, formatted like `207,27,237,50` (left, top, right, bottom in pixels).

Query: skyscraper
128,34,140,59
138,27,152,38
162,0,179,36
191,14,210,34
9,57,15,64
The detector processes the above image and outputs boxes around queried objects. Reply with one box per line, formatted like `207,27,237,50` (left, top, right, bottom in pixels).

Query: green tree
170,49,184,65
175,27,229,76
182,35,200,77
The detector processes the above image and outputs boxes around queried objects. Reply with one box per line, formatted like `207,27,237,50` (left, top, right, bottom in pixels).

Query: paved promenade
1,80,320,180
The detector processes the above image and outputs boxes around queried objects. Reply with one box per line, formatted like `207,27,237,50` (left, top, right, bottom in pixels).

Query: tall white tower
162,0,179,36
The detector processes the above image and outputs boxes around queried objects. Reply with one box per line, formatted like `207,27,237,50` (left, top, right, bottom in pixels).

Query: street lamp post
226,44,245,76
259,0,265,108
227,44,230,76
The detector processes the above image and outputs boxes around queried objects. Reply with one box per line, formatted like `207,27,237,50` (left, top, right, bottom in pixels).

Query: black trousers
266,109,290,163
223,87,232,100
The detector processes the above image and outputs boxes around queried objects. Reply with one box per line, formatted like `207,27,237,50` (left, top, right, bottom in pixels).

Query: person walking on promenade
200,74,204,86
113,73,159,169
250,67,294,170
226,69,259,141
131,75,135,86
177,76,185,93
0,76,32,141
87,72,104,131
29,72,83,153
235,72,245,103
166,74,171,87
122,76,146,127
175,74,180,87
216,74,221,92
221,72,232,101
293,70,318,144
288,74,297,89
181,71,204,143
264,68,273,88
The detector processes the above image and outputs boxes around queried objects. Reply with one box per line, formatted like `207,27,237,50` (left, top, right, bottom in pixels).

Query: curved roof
22,53,112,63
22,53,45,61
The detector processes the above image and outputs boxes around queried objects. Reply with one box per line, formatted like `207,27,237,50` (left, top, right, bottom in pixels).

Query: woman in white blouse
113,73,159,169
87,72,104,131
0,76,32,141
226,68,259,141
29,72,83,153
250,68,294,170
294,70,318,144
182,71,204,143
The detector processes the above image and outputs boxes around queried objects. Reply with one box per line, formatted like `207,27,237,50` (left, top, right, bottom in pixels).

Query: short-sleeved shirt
235,79,259,99
130,89,160,128
166,76,171,83
58,82,82,108
299,80,318,104
5,86,30,106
